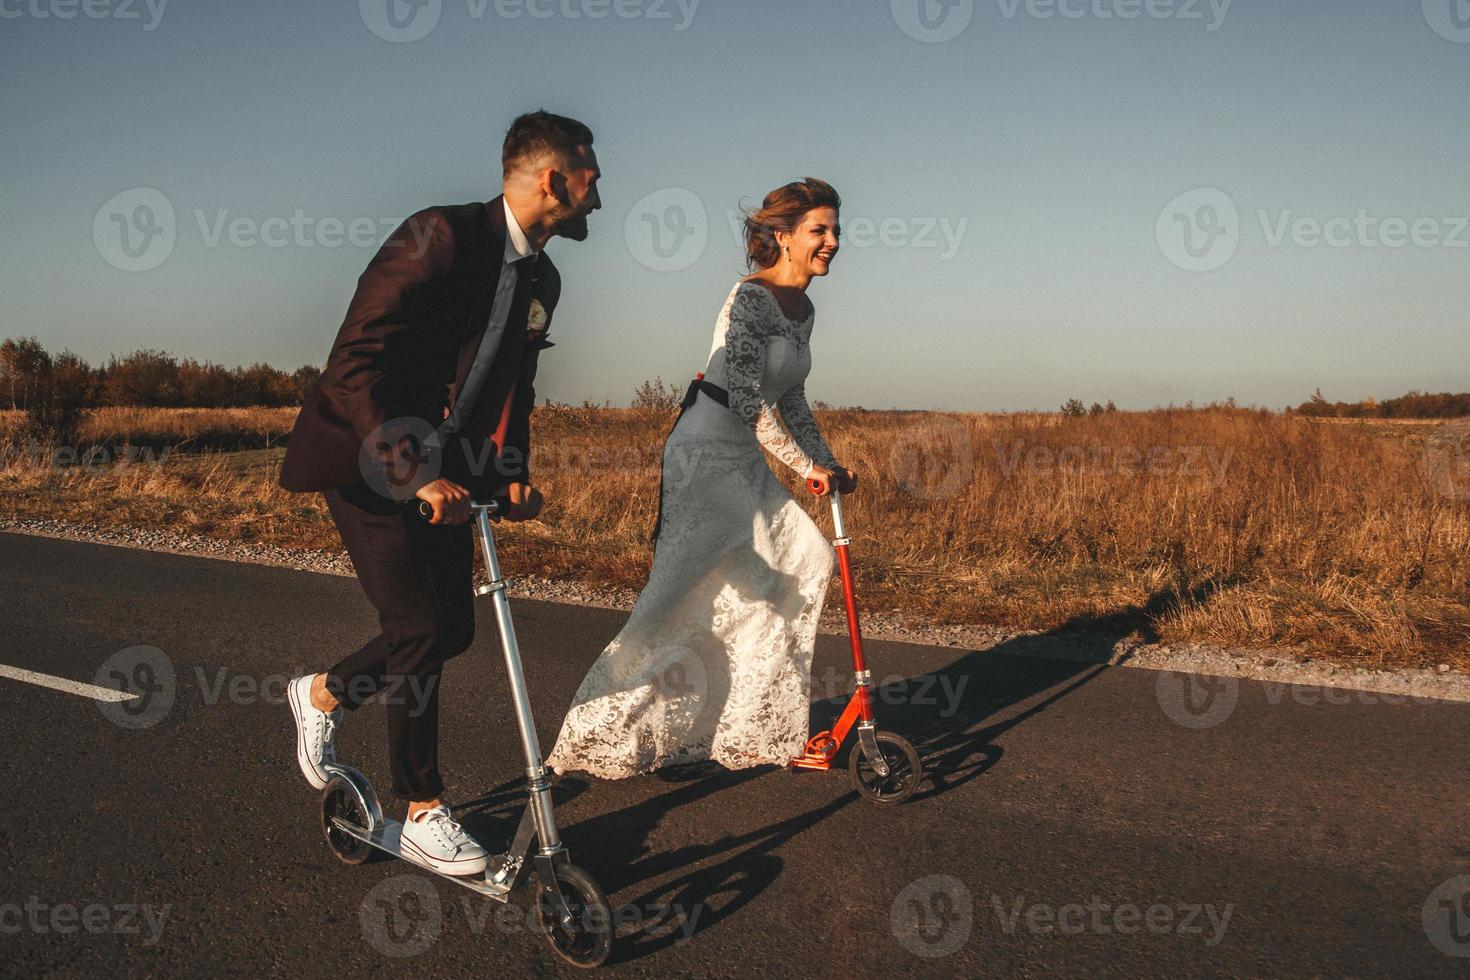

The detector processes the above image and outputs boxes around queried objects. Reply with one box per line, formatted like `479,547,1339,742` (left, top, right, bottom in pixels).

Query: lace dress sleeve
724,284,821,477
776,380,838,471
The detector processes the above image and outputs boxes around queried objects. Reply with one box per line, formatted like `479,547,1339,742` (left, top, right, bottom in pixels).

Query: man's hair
502,110,594,179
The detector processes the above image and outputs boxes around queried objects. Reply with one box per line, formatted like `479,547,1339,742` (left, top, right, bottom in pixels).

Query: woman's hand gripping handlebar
807,465,858,497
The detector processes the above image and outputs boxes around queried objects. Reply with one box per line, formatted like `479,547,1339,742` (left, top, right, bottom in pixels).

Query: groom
279,110,600,875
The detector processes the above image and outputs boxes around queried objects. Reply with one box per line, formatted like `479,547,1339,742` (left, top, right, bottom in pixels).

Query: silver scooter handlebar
415,498,507,521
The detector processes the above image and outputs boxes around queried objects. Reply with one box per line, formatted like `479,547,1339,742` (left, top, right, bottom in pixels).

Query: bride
545,178,857,779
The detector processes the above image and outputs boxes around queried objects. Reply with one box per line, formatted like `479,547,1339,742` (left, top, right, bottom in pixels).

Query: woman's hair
742,178,841,270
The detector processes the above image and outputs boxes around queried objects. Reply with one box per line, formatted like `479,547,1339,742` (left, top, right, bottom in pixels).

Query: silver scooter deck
328,816,516,900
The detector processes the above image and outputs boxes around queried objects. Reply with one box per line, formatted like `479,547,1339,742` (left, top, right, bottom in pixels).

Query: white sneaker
288,674,340,790
400,805,489,876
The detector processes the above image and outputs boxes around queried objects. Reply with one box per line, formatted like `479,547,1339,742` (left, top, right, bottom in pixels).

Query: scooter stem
472,503,562,855
827,491,870,680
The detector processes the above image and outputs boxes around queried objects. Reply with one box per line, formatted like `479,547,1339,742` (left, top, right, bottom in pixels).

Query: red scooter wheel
849,732,923,805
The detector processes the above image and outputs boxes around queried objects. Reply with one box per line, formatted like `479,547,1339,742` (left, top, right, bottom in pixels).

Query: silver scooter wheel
535,862,613,968
321,774,376,865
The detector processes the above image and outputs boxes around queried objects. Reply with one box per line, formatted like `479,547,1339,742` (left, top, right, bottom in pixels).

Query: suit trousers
323,481,475,802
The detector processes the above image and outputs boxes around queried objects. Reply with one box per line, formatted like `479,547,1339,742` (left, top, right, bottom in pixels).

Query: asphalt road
1,530,1467,978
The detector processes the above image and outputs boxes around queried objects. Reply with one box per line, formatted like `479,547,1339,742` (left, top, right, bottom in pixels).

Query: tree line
1,337,322,444
5,335,1468,446
1290,388,1470,419
0,338,320,412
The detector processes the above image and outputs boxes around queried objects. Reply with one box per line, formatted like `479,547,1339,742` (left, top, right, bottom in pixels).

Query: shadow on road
467,580,1224,964
886,578,1227,802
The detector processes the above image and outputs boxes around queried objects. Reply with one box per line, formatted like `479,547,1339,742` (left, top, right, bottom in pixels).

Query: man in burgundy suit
280,111,600,876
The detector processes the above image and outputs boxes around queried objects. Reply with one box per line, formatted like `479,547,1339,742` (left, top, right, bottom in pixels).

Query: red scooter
790,483,923,804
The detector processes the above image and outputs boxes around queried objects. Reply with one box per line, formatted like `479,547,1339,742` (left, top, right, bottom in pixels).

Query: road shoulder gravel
4,514,1465,703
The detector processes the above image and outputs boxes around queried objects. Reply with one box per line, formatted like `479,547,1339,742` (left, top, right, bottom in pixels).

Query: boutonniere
527,298,549,343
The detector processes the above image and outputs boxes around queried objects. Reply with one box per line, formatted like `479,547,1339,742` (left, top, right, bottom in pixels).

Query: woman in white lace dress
546,178,857,779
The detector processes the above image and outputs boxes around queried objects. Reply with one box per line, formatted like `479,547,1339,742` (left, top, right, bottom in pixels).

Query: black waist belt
651,374,728,544
684,377,727,410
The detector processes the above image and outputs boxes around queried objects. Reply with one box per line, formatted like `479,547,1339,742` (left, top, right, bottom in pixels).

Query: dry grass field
2,405,1467,669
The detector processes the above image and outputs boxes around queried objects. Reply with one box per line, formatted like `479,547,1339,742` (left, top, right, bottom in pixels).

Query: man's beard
549,202,588,242
552,210,589,241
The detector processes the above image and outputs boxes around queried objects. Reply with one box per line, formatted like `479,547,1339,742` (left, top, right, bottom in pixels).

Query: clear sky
1,0,1466,411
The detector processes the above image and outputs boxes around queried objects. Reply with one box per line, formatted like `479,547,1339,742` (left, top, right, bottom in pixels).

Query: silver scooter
318,499,612,968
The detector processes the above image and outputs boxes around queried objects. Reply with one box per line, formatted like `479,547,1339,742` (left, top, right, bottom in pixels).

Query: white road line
0,663,140,703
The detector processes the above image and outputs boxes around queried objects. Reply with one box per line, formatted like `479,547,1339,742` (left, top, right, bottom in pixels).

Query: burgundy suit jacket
278,197,559,499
